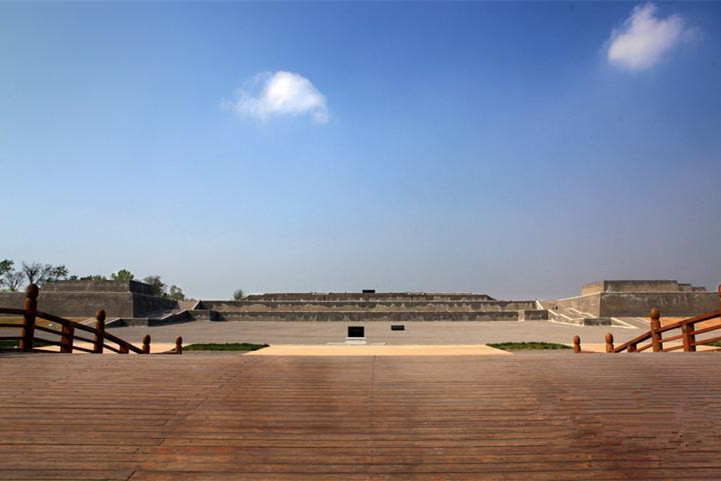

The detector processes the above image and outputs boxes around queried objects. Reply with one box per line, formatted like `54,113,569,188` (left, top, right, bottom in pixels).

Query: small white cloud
606,3,693,71
223,71,328,123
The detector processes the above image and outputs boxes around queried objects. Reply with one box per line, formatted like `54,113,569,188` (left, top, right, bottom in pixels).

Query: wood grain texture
2,352,721,480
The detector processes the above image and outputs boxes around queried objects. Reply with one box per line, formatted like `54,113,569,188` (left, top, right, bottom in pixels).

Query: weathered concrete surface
243,292,495,302
554,291,717,318
201,294,545,323
201,300,538,312
248,344,512,356
0,291,138,317
220,310,547,322
110,309,220,327
552,293,603,316
42,279,154,295
581,279,708,295
581,280,692,295
0,280,177,318
598,291,718,317
107,319,637,346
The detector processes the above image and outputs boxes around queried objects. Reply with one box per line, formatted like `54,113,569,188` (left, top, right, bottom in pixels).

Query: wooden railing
574,284,721,354
0,284,182,355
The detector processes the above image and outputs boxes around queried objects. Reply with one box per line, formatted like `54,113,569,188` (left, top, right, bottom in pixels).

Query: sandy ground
35,341,179,354
8,316,720,355
248,344,511,356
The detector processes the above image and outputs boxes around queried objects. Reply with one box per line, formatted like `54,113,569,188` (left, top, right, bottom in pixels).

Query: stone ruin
0,279,716,327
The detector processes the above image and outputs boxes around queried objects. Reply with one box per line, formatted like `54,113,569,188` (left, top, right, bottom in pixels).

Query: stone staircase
538,301,628,327
107,308,218,327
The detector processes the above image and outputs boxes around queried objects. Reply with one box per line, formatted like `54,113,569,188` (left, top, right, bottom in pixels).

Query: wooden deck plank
2,352,721,480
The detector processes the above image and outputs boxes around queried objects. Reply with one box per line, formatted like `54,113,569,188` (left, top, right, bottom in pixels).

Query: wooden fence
574,283,721,353
0,284,182,354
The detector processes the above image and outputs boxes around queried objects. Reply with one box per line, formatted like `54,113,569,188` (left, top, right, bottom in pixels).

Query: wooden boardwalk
2,352,721,480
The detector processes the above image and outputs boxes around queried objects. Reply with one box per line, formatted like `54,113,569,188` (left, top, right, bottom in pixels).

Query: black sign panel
347,326,365,338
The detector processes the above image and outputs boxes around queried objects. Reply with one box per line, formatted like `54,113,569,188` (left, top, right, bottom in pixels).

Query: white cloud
223,71,328,123
606,3,692,71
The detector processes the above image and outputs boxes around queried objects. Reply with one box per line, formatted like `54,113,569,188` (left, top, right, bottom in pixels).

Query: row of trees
0,260,187,301
0,261,69,291
141,274,186,301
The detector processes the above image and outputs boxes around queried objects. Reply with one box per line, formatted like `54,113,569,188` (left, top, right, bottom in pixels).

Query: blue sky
1,2,720,300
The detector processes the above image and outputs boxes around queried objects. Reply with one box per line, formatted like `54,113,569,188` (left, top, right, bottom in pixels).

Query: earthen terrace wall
244,293,496,302
0,280,176,318
199,300,538,312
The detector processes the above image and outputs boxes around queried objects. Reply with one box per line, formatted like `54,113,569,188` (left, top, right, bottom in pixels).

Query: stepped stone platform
2,352,721,480
0,280,176,318
554,280,716,318
2,279,714,329
217,310,548,322
199,293,548,323
243,292,497,302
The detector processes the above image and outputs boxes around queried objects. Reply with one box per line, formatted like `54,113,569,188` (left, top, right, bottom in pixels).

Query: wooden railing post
119,344,129,354
19,284,38,352
142,335,151,354
175,336,183,355
682,323,696,352
650,307,663,352
628,342,638,353
573,335,581,353
60,323,75,353
93,309,106,354
605,333,614,353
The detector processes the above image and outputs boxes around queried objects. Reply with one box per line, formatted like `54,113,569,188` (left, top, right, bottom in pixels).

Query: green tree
49,265,69,283
3,271,25,292
0,261,24,292
232,289,244,301
167,285,186,301
0,259,12,279
21,262,55,286
79,274,107,281
111,269,135,281
143,275,166,297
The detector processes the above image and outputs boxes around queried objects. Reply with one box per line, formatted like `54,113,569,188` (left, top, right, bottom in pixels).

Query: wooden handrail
576,282,721,354
0,284,182,355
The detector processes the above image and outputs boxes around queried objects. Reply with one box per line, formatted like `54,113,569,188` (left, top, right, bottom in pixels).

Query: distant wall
0,292,25,310
580,280,707,296
0,291,135,317
200,300,538,312
219,311,534,322
580,282,606,296
131,294,178,317
554,291,717,318
554,294,603,317
244,293,496,302
0,282,177,318
599,292,718,317
43,280,154,295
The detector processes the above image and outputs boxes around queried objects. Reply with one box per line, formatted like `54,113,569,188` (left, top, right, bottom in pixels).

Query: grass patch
708,341,721,347
0,339,55,350
488,341,571,351
184,342,269,352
